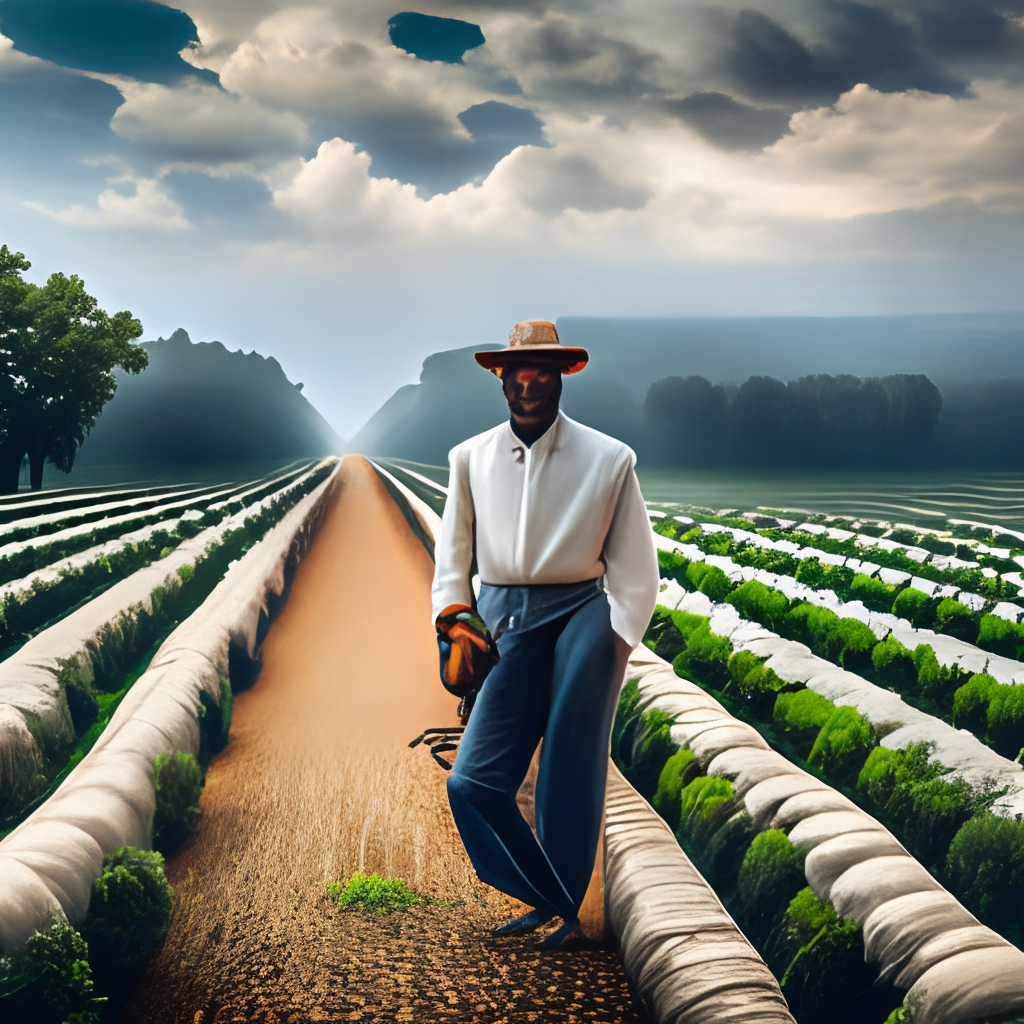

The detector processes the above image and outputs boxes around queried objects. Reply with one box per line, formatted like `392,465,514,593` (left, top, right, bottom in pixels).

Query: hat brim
475,345,589,376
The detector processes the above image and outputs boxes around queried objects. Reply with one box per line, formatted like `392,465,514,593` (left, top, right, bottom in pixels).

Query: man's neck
510,410,559,448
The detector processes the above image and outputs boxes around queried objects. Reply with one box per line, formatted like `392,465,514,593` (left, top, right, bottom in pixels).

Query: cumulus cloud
109,79,309,169
25,175,190,231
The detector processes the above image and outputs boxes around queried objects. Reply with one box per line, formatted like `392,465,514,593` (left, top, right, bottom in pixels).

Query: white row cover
656,569,1024,819
604,762,795,1024
0,460,337,828
0,458,340,954
626,643,1024,1024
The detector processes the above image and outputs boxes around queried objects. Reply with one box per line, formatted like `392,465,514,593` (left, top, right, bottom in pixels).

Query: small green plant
935,597,976,641
735,829,806,945
0,921,101,1024
892,587,936,628
808,706,873,783
175,564,195,583
774,689,834,737
152,751,202,852
652,748,697,828
158,546,174,559
628,707,678,795
82,846,173,988
327,872,426,915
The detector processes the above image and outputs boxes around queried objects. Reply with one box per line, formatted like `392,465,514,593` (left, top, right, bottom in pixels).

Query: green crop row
659,549,1024,758
641,606,1024,951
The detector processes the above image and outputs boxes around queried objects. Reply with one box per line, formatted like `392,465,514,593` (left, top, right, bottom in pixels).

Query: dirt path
123,455,644,1024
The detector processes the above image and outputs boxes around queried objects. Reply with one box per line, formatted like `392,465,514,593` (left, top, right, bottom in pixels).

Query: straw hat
475,320,589,376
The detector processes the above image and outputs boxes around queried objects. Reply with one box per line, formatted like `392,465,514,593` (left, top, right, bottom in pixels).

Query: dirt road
123,456,644,1024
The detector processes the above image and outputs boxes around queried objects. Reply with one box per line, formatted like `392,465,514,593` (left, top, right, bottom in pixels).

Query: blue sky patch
387,12,484,64
0,0,217,85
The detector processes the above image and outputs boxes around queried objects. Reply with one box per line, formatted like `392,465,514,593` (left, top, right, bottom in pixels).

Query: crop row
0,458,337,827
614,643,1024,1024
0,463,317,654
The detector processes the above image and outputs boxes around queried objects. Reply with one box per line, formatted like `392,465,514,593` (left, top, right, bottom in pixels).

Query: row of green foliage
615,682,894,1024
0,847,174,1024
656,515,1024,638
658,549,1024,756
643,607,1024,949
1,465,327,827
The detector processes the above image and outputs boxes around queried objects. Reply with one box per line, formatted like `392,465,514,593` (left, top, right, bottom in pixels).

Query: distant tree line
642,373,943,467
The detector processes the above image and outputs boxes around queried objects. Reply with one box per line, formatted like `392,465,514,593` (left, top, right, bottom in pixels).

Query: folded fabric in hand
435,604,499,698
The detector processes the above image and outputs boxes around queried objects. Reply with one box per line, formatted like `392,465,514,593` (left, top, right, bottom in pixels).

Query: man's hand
435,604,499,698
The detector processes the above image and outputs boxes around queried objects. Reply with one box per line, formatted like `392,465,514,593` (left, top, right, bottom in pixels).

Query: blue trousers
445,581,628,920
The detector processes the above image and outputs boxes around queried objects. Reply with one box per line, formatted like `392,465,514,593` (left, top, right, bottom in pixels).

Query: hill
349,313,1024,468
77,329,343,465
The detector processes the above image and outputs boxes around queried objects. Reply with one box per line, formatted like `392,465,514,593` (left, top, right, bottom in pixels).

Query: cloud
666,91,792,150
109,79,309,169
25,174,191,230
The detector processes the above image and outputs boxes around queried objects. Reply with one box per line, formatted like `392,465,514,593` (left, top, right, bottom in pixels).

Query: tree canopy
0,244,146,492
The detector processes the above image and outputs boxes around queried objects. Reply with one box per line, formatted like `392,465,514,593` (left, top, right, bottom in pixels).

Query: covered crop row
615,642,1024,1024
0,463,319,654
0,459,337,825
0,482,201,526
646,576,1024,947
654,534,1024,765
0,460,341,954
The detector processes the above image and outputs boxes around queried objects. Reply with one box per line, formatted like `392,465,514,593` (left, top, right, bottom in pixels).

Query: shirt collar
505,409,566,457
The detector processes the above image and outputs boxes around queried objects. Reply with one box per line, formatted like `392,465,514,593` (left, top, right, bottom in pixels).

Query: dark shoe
492,908,554,937
539,915,580,948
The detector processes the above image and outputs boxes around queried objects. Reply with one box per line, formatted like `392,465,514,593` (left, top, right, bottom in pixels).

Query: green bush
857,745,902,807
652,748,697,828
765,887,882,1024
645,609,688,663
627,707,677,796
674,621,733,687
913,643,960,705
935,597,977,641
808,706,873,783
728,649,788,718
946,814,1024,946
872,636,916,689
850,573,897,612
83,847,173,988
892,587,936,628
152,751,202,852
656,549,690,587
952,673,1000,737
685,561,732,601
327,872,425,915
977,615,1024,660
834,617,877,670
611,677,643,763
784,603,840,654
726,580,790,631
678,775,735,840
735,829,806,946
987,684,1024,760
0,922,100,1024
671,608,711,641
774,689,834,739
793,557,830,589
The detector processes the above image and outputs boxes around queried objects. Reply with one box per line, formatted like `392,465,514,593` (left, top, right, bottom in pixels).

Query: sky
1,0,1023,437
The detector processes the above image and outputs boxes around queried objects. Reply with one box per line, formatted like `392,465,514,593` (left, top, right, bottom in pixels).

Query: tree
0,245,146,492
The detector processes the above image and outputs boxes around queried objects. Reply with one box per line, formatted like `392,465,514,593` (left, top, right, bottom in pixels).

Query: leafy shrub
627,708,677,796
728,649,788,718
656,548,690,587
652,748,697,828
850,573,897,612
0,922,100,1024
678,775,735,840
935,597,977,641
152,751,202,852
913,643,960,705
645,609,687,663
794,557,830,589
987,683,1024,760
977,615,1024,660
703,808,758,891
834,617,877,670
671,608,711,641
175,564,195,583
735,829,806,946
327,872,425,915
872,636,916,689
765,887,883,1024
808,706,873,784
784,603,840,654
945,814,1024,946
686,561,732,601
952,673,1000,737
892,587,937,628
674,621,732,687
727,580,790,631
83,847,173,989
774,689,834,745
858,743,976,866
611,677,642,763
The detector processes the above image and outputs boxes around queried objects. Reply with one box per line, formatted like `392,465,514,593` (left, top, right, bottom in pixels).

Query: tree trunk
28,447,45,492
0,444,26,495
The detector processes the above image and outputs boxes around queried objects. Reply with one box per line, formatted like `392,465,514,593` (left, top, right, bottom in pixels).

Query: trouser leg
535,594,628,912
445,623,576,917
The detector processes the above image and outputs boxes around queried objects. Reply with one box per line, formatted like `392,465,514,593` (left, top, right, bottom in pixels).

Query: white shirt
431,411,660,648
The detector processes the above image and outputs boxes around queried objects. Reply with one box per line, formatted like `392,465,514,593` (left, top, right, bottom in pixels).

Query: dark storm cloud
721,4,967,106
666,91,792,150
0,0,217,85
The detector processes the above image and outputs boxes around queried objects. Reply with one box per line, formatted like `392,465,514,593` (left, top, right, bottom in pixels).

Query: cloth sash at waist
476,577,604,639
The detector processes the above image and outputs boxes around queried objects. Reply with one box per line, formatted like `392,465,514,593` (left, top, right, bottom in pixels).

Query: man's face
502,362,561,424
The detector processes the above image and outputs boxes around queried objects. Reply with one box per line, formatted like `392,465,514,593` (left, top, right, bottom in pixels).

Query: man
431,320,659,947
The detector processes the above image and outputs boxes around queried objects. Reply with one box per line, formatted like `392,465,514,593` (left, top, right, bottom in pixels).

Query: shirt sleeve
602,456,660,649
431,445,476,621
